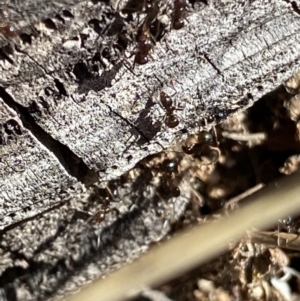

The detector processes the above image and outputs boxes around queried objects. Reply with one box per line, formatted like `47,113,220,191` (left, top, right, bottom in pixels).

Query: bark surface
0,0,300,300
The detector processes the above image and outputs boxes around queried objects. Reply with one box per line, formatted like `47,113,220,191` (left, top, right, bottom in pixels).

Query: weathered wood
2,0,300,181
0,0,300,300
0,165,190,301
0,99,82,230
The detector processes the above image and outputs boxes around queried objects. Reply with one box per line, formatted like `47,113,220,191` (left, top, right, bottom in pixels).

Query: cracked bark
0,0,300,300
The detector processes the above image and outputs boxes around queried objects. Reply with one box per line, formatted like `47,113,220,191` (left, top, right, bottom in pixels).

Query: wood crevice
0,86,98,185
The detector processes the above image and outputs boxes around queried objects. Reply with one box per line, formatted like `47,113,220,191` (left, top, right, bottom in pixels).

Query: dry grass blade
65,172,300,301
249,231,300,251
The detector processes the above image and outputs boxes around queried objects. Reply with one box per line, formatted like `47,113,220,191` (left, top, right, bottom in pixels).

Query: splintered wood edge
63,172,300,301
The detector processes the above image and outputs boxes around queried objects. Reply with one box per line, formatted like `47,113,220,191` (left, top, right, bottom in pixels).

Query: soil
129,73,300,301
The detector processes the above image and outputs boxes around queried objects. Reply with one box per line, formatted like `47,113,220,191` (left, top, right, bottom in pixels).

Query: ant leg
169,78,181,93
212,126,219,146
123,41,137,60
122,58,136,76
153,73,166,90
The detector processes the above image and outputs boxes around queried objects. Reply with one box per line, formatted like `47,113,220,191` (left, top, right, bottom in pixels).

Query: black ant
182,130,220,163
182,131,213,154
172,0,188,30
0,22,19,38
160,91,180,128
158,158,180,199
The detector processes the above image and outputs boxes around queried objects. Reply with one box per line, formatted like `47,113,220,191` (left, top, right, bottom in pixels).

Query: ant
172,0,188,30
0,22,19,38
134,21,154,65
160,91,180,128
182,131,213,154
158,158,180,199
92,197,110,224
133,1,166,66
182,130,220,163
90,184,119,224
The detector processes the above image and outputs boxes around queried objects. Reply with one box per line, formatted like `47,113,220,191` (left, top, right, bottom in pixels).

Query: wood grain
0,0,300,300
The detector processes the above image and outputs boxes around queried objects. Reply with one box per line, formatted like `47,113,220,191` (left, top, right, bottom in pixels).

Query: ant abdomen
0,23,19,38
165,114,180,128
173,19,184,30
134,51,148,65
172,0,188,30
90,188,113,225
162,159,178,174
198,131,213,145
134,23,154,66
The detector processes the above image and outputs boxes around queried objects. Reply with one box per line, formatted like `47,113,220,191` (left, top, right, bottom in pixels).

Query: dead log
0,0,300,300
